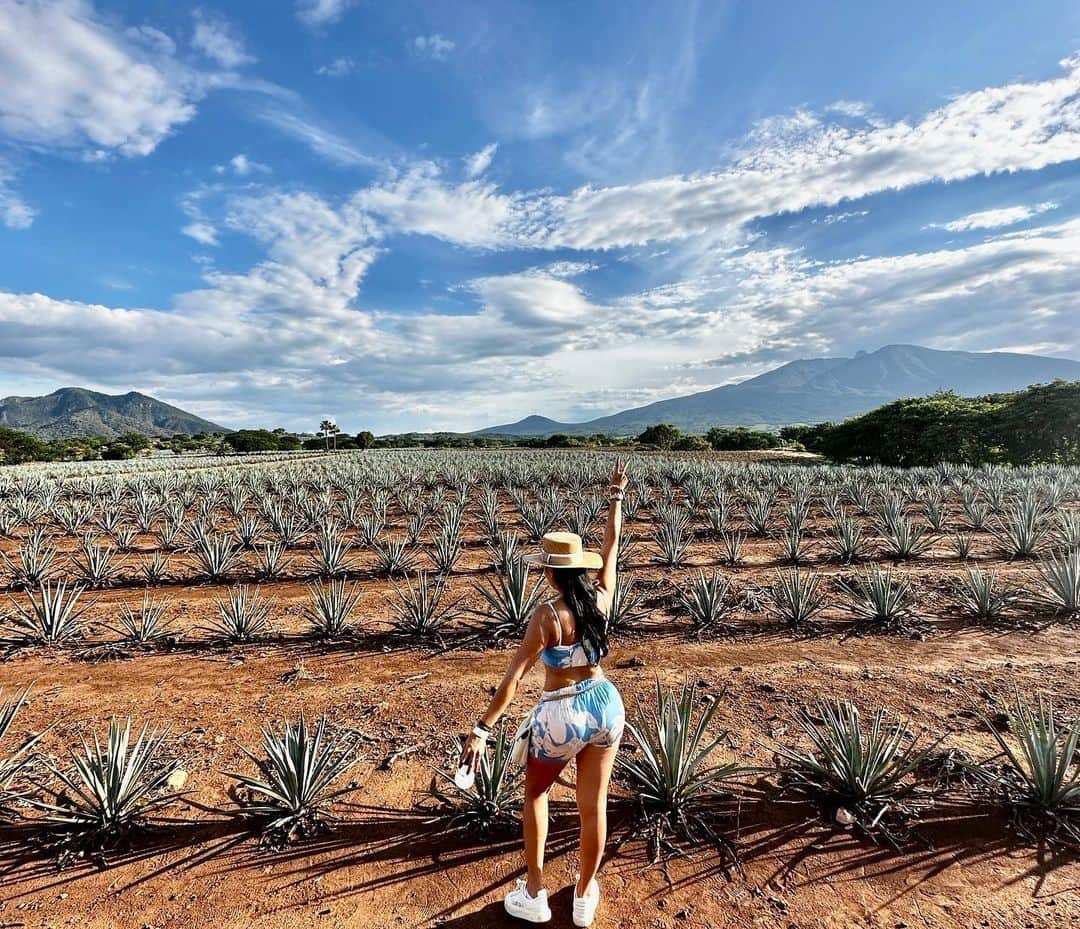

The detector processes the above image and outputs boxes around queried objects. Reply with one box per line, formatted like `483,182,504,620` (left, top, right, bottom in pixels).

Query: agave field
0,449,1078,929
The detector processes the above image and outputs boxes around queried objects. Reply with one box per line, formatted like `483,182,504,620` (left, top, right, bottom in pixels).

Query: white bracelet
471,725,490,740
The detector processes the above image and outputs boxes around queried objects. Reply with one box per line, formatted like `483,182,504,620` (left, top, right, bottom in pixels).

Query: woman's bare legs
574,743,618,896
524,755,565,895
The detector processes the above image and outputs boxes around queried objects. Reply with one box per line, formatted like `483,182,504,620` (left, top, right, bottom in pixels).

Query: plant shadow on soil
2,795,1076,926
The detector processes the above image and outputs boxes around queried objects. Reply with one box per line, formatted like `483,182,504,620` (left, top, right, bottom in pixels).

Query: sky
1,0,1080,434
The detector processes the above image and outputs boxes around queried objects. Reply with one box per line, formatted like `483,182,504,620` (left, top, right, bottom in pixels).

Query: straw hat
524,531,603,570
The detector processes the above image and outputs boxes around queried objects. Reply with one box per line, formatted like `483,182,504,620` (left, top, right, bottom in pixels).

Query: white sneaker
572,879,600,927
504,878,551,923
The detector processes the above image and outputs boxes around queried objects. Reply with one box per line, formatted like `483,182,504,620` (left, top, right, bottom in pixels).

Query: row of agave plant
1,476,1078,593
3,548,1078,651
1,682,1076,867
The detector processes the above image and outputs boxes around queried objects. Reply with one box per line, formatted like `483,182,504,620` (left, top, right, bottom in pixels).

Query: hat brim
523,552,604,570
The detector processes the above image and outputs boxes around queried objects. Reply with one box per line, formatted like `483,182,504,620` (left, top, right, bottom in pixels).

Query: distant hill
478,345,1080,436
0,388,227,440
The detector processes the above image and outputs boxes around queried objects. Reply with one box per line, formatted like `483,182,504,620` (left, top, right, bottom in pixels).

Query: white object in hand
454,764,475,790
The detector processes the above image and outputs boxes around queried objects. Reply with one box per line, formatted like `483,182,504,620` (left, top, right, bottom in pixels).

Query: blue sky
1,0,1080,433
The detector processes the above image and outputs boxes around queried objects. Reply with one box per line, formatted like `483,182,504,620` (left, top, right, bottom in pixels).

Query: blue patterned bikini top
540,602,595,669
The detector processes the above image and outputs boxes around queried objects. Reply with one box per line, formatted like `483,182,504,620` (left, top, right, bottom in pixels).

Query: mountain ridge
478,345,1080,436
0,388,228,440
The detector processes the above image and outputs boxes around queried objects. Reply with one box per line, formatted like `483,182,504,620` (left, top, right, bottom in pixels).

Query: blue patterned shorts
529,678,625,764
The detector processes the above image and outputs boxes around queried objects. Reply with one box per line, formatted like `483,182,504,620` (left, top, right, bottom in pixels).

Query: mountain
0,388,228,440
478,345,1080,436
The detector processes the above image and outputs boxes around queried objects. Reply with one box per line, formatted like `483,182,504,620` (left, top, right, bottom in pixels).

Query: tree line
779,380,1079,466
2,380,1075,465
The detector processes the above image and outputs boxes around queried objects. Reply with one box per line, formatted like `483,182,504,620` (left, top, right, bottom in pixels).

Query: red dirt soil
1,481,1079,928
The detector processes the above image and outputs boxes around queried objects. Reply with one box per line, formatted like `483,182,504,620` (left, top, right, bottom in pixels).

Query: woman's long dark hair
549,568,609,665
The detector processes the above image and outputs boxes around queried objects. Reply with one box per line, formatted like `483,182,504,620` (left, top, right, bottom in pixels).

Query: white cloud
191,9,254,69
0,165,34,229
931,202,1058,232
412,34,455,60
213,153,269,176
256,107,382,167
463,143,498,178
353,162,528,248
0,0,197,158
296,0,351,28
340,55,1080,255
182,222,219,246
316,57,355,77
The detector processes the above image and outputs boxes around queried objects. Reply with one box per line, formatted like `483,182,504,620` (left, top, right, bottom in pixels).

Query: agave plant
744,492,774,538
5,582,90,645
304,578,364,639
424,725,523,836
71,536,124,588
254,541,292,580
969,695,1080,847
388,571,460,641
678,570,733,635
773,701,939,846
206,585,272,643
653,508,692,567
1,528,59,589
952,531,975,561
193,534,242,583
718,530,745,567
839,565,918,634
110,592,176,645
825,512,871,564
429,521,463,575
607,575,647,634
307,522,353,578
0,687,47,819
227,715,361,846
1036,549,1080,615
878,517,934,560
1053,510,1080,552
31,717,181,861
765,569,827,629
779,525,811,565
471,558,543,639
954,568,1022,622
487,531,520,572
994,498,1051,559
615,680,744,862
373,538,419,578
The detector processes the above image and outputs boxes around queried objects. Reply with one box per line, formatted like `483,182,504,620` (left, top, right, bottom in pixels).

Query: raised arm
458,604,549,772
596,456,628,596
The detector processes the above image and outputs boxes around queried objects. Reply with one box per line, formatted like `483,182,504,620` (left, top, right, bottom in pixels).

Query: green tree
225,429,281,453
990,380,1080,464
673,434,710,451
0,427,45,465
636,423,681,449
355,430,376,449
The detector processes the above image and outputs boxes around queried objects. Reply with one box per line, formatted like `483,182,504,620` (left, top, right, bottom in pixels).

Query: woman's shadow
435,886,578,928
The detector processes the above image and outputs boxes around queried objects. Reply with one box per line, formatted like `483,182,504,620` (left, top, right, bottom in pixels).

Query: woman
459,458,629,927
